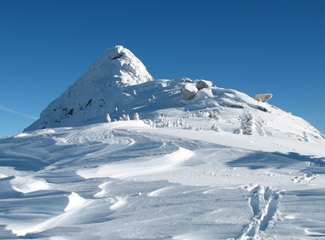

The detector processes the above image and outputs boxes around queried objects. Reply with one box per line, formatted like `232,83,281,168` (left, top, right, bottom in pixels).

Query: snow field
0,120,324,239
2,44,325,240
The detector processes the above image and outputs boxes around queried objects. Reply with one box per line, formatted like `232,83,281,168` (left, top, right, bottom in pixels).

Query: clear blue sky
0,0,324,137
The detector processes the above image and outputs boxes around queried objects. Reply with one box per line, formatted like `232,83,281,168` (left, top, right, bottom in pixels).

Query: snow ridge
23,46,324,143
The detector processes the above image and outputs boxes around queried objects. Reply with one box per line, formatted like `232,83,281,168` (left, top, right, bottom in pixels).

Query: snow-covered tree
239,109,255,135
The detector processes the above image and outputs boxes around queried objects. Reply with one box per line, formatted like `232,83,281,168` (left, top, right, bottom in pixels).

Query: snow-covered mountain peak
80,45,153,87
24,46,154,131
3,48,325,240
24,47,324,144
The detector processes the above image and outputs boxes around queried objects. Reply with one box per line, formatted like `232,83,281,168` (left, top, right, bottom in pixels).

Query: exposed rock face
182,83,198,100
195,80,212,90
253,94,273,102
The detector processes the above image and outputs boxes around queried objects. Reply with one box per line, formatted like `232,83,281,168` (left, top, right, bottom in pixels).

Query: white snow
109,196,128,210
1,46,325,239
10,176,50,193
77,147,193,179
0,173,7,178
64,192,87,212
4,191,91,237
2,120,325,239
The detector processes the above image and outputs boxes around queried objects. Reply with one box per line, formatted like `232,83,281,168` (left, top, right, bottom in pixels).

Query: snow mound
77,147,193,179
10,176,50,193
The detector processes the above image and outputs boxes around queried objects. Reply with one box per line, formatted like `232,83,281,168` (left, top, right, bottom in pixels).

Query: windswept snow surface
3,46,325,239
1,120,325,239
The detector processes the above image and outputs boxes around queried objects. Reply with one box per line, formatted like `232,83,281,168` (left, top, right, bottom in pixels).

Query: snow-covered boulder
195,80,212,90
253,93,272,102
182,83,198,100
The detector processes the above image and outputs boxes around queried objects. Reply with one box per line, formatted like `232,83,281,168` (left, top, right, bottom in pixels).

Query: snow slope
1,46,325,239
25,45,153,131
24,46,324,144
1,121,325,239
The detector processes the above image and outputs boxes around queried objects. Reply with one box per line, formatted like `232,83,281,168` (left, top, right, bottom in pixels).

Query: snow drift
1,45,324,239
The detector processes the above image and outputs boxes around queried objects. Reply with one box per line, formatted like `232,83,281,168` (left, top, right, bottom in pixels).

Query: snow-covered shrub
186,111,197,118
184,124,194,130
106,113,111,123
153,115,187,128
211,124,220,132
209,111,219,120
174,118,185,128
120,114,130,121
145,119,155,127
154,115,170,127
134,112,140,120
199,111,210,118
